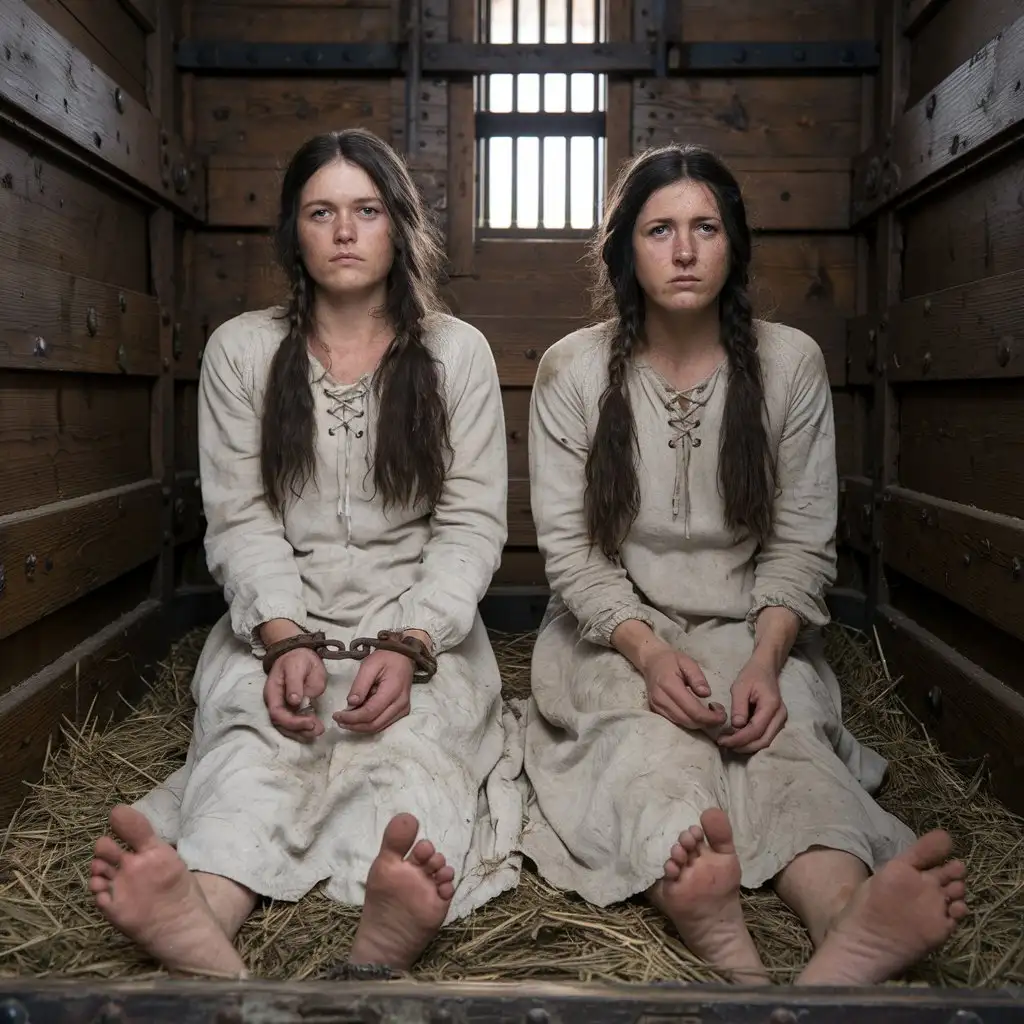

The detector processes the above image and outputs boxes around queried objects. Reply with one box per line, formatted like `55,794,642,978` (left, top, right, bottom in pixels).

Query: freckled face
632,179,731,314
296,158,394,295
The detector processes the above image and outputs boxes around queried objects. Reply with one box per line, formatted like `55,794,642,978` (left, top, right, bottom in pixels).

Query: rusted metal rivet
86,306,99,336
0,998,29,1024
118,292,127,313
962,553,971,567
928,686,942,715
172,163,190,194
998,337,1013,367
33,336,47,357
1012,556,1022,579
113,87,124,113
25,554,37,579
922,351,932,373
525,347,537,360
769,1011,799,1024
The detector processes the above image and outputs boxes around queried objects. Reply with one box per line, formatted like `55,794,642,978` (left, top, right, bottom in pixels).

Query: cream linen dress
134,307,525,923
522,319,915,906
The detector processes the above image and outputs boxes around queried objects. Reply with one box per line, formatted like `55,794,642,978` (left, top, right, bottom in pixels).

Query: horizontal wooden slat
731,157,852,231
678,0,866,41
882,487,1024,643
494,547,547,587
901,152,1024,297
0,262,161,374
832,390,863,479
902,0,950,35
852,12,1024,220
507,478,535,547
0,0,203,216
468,316,588,387
900,382,1024,520
0,134,150,291
0,598,164,824
0,481,163,640
501,387,530,478
193,78,393,157
634,77,863,158
175,381,200,473
0,373,152,516
206,156,283,227
850,270,1024,384
876,604,1024,816
192,0,395,44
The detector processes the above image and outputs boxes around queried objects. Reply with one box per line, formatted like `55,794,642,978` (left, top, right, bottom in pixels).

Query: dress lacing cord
324,381,368,545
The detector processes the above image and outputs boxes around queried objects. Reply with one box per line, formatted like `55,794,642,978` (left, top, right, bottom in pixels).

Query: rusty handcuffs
261,629,437,682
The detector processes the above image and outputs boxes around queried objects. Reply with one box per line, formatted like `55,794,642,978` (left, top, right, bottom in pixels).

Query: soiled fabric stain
521,318,915,907
133,307,525,924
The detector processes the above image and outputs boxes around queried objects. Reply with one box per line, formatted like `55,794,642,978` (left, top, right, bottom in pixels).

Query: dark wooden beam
876,604,1024,817
901,0,952,36
0,0,203,218
118,0,158,33
852,12,1024,222
0,482,163,640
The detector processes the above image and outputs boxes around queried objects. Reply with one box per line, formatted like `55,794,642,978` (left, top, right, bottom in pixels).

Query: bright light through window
476,0,607,235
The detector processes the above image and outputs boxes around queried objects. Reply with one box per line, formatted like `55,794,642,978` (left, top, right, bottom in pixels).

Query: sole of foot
798,829,968,986
89,804,247,978
347,813,455,971
649,807,768,985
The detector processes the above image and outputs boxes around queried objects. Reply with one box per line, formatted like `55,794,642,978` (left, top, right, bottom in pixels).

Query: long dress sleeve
529,342,655,646
199,322,308,648
396,324,508,654
748,342,838,630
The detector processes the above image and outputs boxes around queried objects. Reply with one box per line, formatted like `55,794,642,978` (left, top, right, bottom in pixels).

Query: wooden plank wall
0,0,203,823
843,0,1024,813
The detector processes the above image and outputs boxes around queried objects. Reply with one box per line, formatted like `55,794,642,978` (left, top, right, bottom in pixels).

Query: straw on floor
1,624,1023,987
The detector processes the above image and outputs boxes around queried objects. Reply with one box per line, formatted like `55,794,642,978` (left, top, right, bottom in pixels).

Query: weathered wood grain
900,382,1024,519
507,478,536,547
467,315,589,386
907,0,1024,104
732,157,852,231
634,77,863,158
881,486,1024,643
118,0,158,31
191,0,396,43
193,79,393,157
501,387,531,479
852,12,1024,220
678,0,867,41
902,0,952,36
0,599,163,824
0,481,163,640
175,382,200,474
750,235,858,317
901,150,1024,296
0,373,152,516
877,603,1024,815
0,0,202,215
0,261,161,374
0,134,150,291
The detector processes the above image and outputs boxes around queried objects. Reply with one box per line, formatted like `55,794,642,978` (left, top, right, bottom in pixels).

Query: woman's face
631,179,731,315
296,157,394,298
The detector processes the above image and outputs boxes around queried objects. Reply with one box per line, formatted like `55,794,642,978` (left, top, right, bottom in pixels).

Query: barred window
476,0,607,237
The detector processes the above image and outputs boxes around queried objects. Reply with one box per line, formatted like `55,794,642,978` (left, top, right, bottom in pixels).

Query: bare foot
89,805,247,978
348,813,454,970
797,830,968,986
649,808,768,984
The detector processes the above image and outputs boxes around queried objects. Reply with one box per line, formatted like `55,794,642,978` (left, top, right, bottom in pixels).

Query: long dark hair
585,143,775,560
260,128,450,514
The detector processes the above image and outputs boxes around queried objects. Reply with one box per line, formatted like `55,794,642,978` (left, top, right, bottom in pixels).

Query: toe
88,875,110,894
669,842,688,866
108,806,160,853
933,859,966,885
942,880,966,902
378,814,420,858
434,864,455,885
898,829,953,871
698,808,736,856
438,880,455,901
424,852,446,874
663,859,682,881
410,839,436,865
90,858,116,880
94,836,123,866
948,900,969,921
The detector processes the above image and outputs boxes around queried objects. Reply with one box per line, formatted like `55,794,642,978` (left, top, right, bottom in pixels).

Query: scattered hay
1,624,1023,987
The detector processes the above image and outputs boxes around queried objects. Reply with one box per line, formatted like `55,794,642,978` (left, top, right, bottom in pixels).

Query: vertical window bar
513,0,520,40
511,138,520,229
538,136,546,227
591,136,599,227
565,0,572,42
539,0,547,42
564,136,572,227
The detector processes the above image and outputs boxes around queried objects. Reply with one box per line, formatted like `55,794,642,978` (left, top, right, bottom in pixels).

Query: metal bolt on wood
769,1011,799,1024
1013,557,1022,579
33,337,46,357
25,554,37,579
113,87,124,113
118,292,127,312
525,1009,549,1024
86,306,99,336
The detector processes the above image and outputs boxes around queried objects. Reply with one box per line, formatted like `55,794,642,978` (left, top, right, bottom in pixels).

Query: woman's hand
263,647,328,743
639,643,729,735
333,650,415,734
717,656,787,753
